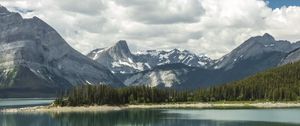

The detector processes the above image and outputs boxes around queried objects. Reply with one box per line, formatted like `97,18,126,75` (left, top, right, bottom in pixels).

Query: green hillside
195,61,300,101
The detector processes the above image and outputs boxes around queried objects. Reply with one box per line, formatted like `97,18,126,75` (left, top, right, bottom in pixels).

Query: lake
0,98,54,109
1,109,300,126
0,99,300,126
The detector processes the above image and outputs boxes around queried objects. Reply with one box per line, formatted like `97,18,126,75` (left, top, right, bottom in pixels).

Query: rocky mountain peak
171,48,180,52
115,40,128,48
235,33,292,53
245,33,275,46
88,40,213,74
262,33,275,40
113,40,129,50
0,5,123,97
213,33,300,70
0,6,23,26
0,4,9,13
108,40,132,59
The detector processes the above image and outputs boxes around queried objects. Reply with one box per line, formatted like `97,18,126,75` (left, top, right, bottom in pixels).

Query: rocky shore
2,102,300,113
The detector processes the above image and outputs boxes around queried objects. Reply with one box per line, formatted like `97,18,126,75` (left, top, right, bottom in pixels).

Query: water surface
1,108,300,126
0,98,54,109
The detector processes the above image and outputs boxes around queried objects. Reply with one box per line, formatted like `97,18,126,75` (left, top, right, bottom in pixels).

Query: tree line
55,85,193,106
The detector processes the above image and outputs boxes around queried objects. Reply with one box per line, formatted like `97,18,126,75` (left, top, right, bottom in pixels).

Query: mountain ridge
89,33,300,88
197,60,300,101
87,40,213,74
213,33,300,70
0,6,123,97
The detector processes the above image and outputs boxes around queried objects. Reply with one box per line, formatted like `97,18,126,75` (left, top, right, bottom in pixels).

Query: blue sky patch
267,0,300,9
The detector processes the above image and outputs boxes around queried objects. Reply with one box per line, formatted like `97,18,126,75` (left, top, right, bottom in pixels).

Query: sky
0,0,300,59
267,0,300,9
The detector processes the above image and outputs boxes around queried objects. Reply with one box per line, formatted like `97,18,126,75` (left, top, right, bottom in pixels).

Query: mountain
134,49,212,68
87,40,142,74
112,34,300,89
214,33,300,70
121,63,229,89
2,3,300,97
280,47,300,65
197,60,300,101
0,5,122,98
87,40,212,74
206,33,300,85
121,64,198,88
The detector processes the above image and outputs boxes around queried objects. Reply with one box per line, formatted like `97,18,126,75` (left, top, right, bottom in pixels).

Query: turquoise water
1,108,300,126
0,98,54,109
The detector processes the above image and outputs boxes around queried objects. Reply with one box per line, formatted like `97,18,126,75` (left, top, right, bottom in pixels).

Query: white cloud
1,0,300,59
114,0,204,24
265,6,300,41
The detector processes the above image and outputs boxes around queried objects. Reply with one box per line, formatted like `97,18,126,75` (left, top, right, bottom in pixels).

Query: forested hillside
55,61,300,106
55,85,192,106
196,61,300,101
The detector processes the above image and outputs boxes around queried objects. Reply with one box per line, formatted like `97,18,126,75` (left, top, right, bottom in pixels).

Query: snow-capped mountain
115,33,300,89
87,40,212,74
134,49,212,68
0,5,122,97
87,40,147,74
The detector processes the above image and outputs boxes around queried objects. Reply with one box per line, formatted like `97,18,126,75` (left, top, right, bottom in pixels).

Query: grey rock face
114,34,300,89
122,64,197,88
213,33,300,70
87,41,212,74
0,6,122,97
0,5,9,13
280,48,300,65
134,49,213,68
87,40,138,74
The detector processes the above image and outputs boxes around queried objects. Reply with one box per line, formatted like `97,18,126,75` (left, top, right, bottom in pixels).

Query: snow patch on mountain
88,41,212,74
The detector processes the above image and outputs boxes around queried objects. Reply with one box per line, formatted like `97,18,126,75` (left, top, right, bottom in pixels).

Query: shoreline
2,102,300,113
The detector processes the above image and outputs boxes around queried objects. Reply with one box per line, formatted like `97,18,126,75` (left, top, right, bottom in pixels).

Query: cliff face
280,48,300,65
0,5,123,97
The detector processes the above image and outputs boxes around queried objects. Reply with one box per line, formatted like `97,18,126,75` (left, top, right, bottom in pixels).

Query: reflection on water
1,109,300,126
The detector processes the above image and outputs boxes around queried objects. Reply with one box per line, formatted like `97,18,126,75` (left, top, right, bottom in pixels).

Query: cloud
56,0,106,15
1,0,300,59
114,0,204,24
265,6,300,41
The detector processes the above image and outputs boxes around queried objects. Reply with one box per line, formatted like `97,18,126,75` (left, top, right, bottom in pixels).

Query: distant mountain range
87,33,300,88
87,40,212,74
1,4,300,97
